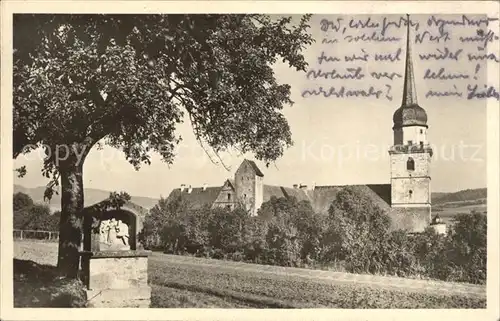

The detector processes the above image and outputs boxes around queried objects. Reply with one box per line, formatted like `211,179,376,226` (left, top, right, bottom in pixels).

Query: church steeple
402,14,418,107
388,15,433,234
392,14,428,130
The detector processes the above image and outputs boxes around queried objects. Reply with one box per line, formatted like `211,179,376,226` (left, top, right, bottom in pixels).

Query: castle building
167,159,307,217
165,16,435,233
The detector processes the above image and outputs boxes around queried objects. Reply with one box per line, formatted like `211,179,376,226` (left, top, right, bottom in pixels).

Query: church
165,19,439,233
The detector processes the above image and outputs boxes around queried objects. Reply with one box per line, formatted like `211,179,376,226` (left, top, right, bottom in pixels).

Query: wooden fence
13,229,59,241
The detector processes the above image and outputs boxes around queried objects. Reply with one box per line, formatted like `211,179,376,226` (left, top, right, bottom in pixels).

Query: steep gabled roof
165,181,392,218
166,186,222,209
225,179,235,189
262,185,306,201
245,159,264,177
262,185,310,203
280,186,310,202
306,184,391,214
262,185,287,202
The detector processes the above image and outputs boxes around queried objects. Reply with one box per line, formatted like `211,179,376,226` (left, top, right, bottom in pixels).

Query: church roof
393,104,428,128
393,14,428,129
262,185,310,203
164,183,392,214
305,184,392,214
167,186,222,209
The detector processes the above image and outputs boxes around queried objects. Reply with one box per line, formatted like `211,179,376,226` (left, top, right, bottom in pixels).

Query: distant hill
432,188,487,205
430,188,487,225
13,184,160,212
14,184,486,214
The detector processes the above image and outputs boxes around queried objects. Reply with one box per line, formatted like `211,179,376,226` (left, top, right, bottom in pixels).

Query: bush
13,193,59,232
211,248,225,260
401,213,486,284
322,187,392,274
413,227,450,280
14,192,34,211
446,212,487,284
262,215,301,267
141,196,190,250
207,206,249,254
147,189,487,285
378,230,424,277
228,251,244,262
241,217,269,263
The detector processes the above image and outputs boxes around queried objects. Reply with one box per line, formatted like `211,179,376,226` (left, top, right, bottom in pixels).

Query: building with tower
388,14,434,232
165,16,436,233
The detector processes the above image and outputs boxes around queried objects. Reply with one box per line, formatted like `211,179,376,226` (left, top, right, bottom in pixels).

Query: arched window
409,190,413,198
227,193,231,201
407,157,415,171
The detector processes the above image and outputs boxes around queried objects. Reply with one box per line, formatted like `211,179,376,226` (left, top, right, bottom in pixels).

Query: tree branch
213,149,230,171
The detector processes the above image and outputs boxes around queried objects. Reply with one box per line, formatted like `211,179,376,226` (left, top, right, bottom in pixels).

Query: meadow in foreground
14,241,485,308
149,256,485,309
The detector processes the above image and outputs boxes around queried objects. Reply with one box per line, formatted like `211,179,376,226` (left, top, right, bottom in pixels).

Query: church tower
234,159,264,216
389,15,433,232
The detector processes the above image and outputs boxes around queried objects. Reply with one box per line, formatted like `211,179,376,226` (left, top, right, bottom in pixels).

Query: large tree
13,14,313,277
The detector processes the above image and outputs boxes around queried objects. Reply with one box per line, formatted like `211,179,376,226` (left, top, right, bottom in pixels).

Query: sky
14,14,494,198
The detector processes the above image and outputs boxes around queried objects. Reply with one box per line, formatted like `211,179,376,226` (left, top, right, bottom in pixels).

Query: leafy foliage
13,14,313,275
13,14,314,187
151,195,334,268
258,196,325,266
322,187,392,273
14,192,34,211
13,192,59,231
146,186,487,284
207,206,249,254
377,230,423,277
239,216,269,263
414,213,487,284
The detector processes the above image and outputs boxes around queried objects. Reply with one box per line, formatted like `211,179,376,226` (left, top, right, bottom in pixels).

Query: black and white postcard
1,1,499,320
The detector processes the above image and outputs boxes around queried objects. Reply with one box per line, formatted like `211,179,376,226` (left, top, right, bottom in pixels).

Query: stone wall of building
390,151,431,206
391,177,431,205
212,180,236,210
401,126,428,146
254,176,263,216
389,206,432,233
234,161,264,215
390,152,431,178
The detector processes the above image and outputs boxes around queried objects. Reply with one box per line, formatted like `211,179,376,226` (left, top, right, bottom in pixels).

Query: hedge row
140,186,487,284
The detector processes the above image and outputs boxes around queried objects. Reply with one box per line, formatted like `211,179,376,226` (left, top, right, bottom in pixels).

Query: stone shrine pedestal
79,202,151,308
79,250,151,308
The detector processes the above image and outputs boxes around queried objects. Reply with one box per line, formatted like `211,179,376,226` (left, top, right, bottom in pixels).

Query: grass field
14,240,486,308
433,201,487,225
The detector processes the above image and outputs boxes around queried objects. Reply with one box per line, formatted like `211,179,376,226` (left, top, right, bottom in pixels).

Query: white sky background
14,14,493,197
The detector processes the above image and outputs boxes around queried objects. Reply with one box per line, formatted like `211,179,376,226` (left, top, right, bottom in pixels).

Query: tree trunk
57,159,85,278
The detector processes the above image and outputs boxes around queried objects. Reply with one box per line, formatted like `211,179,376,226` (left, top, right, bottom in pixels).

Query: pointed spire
402,14,418,107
